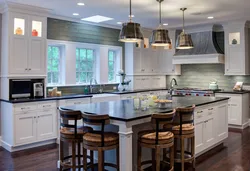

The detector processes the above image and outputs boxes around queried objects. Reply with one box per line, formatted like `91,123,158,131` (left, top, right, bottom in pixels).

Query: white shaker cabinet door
133,49,142,74
216,104,228,142
15,112,37,145
195,121,205,154
37,109,57,141
204,117,216,148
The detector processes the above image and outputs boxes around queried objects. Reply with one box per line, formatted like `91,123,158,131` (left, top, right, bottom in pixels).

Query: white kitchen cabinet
194,101,228,156
215,93,249,129
159,49,181,75
1,10,47,77
15,112,37,145
37,109,57,141
224,21,250,75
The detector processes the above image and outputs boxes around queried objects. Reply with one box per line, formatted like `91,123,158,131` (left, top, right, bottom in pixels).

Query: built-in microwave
9,79,44,99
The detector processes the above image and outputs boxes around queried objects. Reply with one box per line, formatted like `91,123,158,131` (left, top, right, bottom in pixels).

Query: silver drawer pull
208,108,214,110
197,111,203,114
21,107,30,110
43,105,51,108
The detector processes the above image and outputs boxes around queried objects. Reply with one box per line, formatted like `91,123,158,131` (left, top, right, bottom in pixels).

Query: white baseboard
1,139,56,152
229,121,250,130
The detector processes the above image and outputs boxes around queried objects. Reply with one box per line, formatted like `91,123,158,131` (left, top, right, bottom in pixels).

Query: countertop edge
0,95,93,104
216,91,250,94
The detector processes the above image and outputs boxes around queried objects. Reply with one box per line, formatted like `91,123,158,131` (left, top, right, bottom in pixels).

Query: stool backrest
58,107,82,137
151,109,176,145
174,104,195,135
82,112,110,147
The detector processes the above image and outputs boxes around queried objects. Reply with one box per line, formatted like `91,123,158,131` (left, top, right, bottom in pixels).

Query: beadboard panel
47,18,124,47
166,64,250,90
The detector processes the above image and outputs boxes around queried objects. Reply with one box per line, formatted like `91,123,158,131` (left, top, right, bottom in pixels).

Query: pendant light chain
182,9,185,33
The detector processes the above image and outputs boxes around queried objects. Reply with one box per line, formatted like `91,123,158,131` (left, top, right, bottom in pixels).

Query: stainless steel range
173,88,221,97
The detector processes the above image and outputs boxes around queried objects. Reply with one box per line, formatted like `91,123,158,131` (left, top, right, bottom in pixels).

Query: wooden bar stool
164,105,195,171
137,109,176,171
82,112,119,171
58,108,94,171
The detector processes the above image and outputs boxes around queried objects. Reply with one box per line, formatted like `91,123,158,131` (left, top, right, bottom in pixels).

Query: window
108,50,116,83
47,46,61,85
76,48,96,83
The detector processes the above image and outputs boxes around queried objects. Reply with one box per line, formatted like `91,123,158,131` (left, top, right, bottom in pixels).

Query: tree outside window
47,46,61,85
108,50,116,83
76,48,96,84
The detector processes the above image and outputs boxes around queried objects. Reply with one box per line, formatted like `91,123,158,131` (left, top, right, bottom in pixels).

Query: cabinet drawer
37,101,57,110
14,103,37,113
207,107,215,119
194,108,207,123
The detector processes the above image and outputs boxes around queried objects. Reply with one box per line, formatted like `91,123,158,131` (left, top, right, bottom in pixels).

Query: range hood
173,24,225,64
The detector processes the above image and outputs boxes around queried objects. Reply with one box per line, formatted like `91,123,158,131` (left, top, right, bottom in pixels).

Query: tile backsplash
166,64,250,90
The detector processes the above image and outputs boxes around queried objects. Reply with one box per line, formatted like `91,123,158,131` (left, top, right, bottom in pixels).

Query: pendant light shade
150,0,171,46
119,0,144,42
176,8,194,49
119,22,144,42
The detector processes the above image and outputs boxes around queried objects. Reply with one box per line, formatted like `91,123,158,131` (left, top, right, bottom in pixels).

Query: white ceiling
3,0,250,29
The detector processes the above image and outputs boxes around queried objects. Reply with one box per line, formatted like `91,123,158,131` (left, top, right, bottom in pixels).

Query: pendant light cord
182,9,185,33
159,1,162,24
129,0,132,22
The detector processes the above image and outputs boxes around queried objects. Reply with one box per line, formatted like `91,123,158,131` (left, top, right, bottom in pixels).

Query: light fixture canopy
150,0,171,46
119,0,144,42
176,8,194,49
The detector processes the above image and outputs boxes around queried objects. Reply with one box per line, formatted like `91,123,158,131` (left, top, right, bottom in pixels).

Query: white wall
47,40,123,85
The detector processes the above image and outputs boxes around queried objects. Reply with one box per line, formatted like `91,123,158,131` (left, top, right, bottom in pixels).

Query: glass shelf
14,18,25,35
32,20,42,37
229,32,240,45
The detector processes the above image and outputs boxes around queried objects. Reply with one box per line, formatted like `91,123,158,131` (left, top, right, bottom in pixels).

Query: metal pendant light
150,0,171,46
119,0,144,42
176,8,194,49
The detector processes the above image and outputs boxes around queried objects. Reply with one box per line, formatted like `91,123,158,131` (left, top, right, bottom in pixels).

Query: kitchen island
61,96,229,171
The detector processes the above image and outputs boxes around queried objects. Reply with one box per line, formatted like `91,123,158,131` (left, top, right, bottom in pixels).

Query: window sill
46,82,119,88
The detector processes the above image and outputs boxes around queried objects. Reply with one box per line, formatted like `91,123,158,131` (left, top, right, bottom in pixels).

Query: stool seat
83,132,119,147
172,124,194,135
139,130,174,144
60,126,93,135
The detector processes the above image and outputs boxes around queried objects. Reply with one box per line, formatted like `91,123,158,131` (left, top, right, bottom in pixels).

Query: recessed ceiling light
117,22,122,24
77,2,85,6
207,16,214,19
73,13,79,16
163,23,168,26
128,15,134,18
81,15,114,23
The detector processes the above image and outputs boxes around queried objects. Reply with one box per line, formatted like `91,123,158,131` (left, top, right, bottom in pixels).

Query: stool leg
174,138,177,157
155,146,161,171
181,137,185,171
137,141,142,171
152,149,156,171
60,140,64,171
72,141,76,171
170,144,174,171
98,148,104,171
191,136,195,169
83,146,87,171
116,145,120,171
78,142,81,168
90,150,94,171
163,148,167,161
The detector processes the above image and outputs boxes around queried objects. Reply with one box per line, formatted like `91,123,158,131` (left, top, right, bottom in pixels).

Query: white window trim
47,39,123,86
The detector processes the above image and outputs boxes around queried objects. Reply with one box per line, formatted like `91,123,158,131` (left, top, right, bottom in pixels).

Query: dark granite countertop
216,90,250,94
61,96,229,122
1,94,93,104
104,88,169,94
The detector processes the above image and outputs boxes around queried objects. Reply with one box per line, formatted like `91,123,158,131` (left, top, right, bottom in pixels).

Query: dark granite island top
61,96,229,122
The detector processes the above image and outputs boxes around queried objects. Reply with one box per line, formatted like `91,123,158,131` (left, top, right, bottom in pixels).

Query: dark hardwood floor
1,128,250,171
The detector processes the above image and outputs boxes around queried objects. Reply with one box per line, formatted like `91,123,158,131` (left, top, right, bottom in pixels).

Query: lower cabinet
194,101,228,156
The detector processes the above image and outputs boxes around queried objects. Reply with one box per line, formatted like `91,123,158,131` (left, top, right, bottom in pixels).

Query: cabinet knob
29,68,31,71
227,69,229,71
25,68,28,71
172,69,174,72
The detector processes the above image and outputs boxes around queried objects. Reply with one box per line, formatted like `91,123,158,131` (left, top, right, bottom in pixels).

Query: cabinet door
15,112,36,145
28,38,46,75
225,45,244,74
37,109,57,141
151,49,159,73
9,37,29,74
216,104,228,142
204,117,216,148
229,103,241,125
141,49,151,73
195,121,205,154
133,49,142,73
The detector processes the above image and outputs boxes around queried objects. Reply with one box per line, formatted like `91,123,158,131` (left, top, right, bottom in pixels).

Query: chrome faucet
89,78,98,93
169,78,178,96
